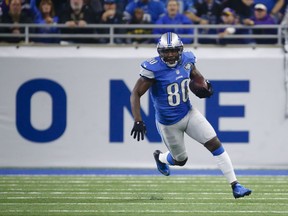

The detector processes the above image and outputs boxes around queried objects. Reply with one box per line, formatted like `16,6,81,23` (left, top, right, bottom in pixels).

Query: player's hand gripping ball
189,77,213,99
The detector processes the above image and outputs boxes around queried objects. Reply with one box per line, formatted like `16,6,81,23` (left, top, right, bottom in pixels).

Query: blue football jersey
140,51,196,125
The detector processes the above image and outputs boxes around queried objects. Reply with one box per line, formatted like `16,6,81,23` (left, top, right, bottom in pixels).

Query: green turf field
0,175,287,216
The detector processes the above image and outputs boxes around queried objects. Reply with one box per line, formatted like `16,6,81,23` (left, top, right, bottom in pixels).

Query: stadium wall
0,46,287,169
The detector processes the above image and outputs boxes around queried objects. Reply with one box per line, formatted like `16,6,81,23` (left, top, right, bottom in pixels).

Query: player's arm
189,65,213,99
130,76,154,141
130,76,154,122
190,65,206,83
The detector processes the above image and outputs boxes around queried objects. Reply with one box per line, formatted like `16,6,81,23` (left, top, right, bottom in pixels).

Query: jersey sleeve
140,65,155,79
140,58,160,79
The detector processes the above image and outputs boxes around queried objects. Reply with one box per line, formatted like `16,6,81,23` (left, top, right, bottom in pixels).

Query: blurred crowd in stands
0,0,287,44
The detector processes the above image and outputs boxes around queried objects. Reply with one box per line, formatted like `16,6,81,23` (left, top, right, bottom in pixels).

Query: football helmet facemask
157,32,184,67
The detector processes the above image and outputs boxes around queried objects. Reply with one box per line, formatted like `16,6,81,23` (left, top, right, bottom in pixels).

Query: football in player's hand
189,77,207,93
189,77,213,99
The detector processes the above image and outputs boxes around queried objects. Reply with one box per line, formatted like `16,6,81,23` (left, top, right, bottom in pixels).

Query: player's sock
212,146,237,184
159,151,175,165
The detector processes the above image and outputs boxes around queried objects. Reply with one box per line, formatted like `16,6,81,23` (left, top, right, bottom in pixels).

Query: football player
130,32,252,199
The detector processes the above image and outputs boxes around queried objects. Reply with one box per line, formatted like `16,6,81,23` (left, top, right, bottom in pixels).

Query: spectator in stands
220,0,255,25
194,0,222,24
253,0,284,23
126,7,152,44
160,0,201,24
160,0,194,13
59,0,99,44
217,7,252,45
1,0,32,17
123,0,165,24
26,0,67,18
0,0,33,43
153,0,193,44
193,0,222,44
30,0,59,43
250,3,277,44
98,0,125,44
100,0,121,23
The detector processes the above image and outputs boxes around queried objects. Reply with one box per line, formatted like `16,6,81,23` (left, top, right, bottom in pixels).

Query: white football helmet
157,32,184,67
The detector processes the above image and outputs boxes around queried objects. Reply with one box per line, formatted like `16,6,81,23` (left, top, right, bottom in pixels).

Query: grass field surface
0,175,288,216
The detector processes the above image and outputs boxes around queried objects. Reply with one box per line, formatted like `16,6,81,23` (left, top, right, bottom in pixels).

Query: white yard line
4,196,288,200
1,202,288,206
1,209,288,214
1,191,288,196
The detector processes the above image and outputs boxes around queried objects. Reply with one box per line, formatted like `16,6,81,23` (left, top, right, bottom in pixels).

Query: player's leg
204,137,252,198
185,108,252,198
204,137,238,185
154,117,189,175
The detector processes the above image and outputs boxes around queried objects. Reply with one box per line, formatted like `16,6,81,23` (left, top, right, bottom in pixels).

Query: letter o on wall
16,79,67,143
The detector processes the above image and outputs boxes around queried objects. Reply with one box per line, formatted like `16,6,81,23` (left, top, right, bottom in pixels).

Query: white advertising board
0,47,287,168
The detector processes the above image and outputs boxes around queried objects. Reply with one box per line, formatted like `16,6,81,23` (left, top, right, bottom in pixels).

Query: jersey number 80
167,79,189,106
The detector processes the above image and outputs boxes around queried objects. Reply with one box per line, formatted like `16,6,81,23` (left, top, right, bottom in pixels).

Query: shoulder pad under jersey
141,57,166,72
182,51,196,64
